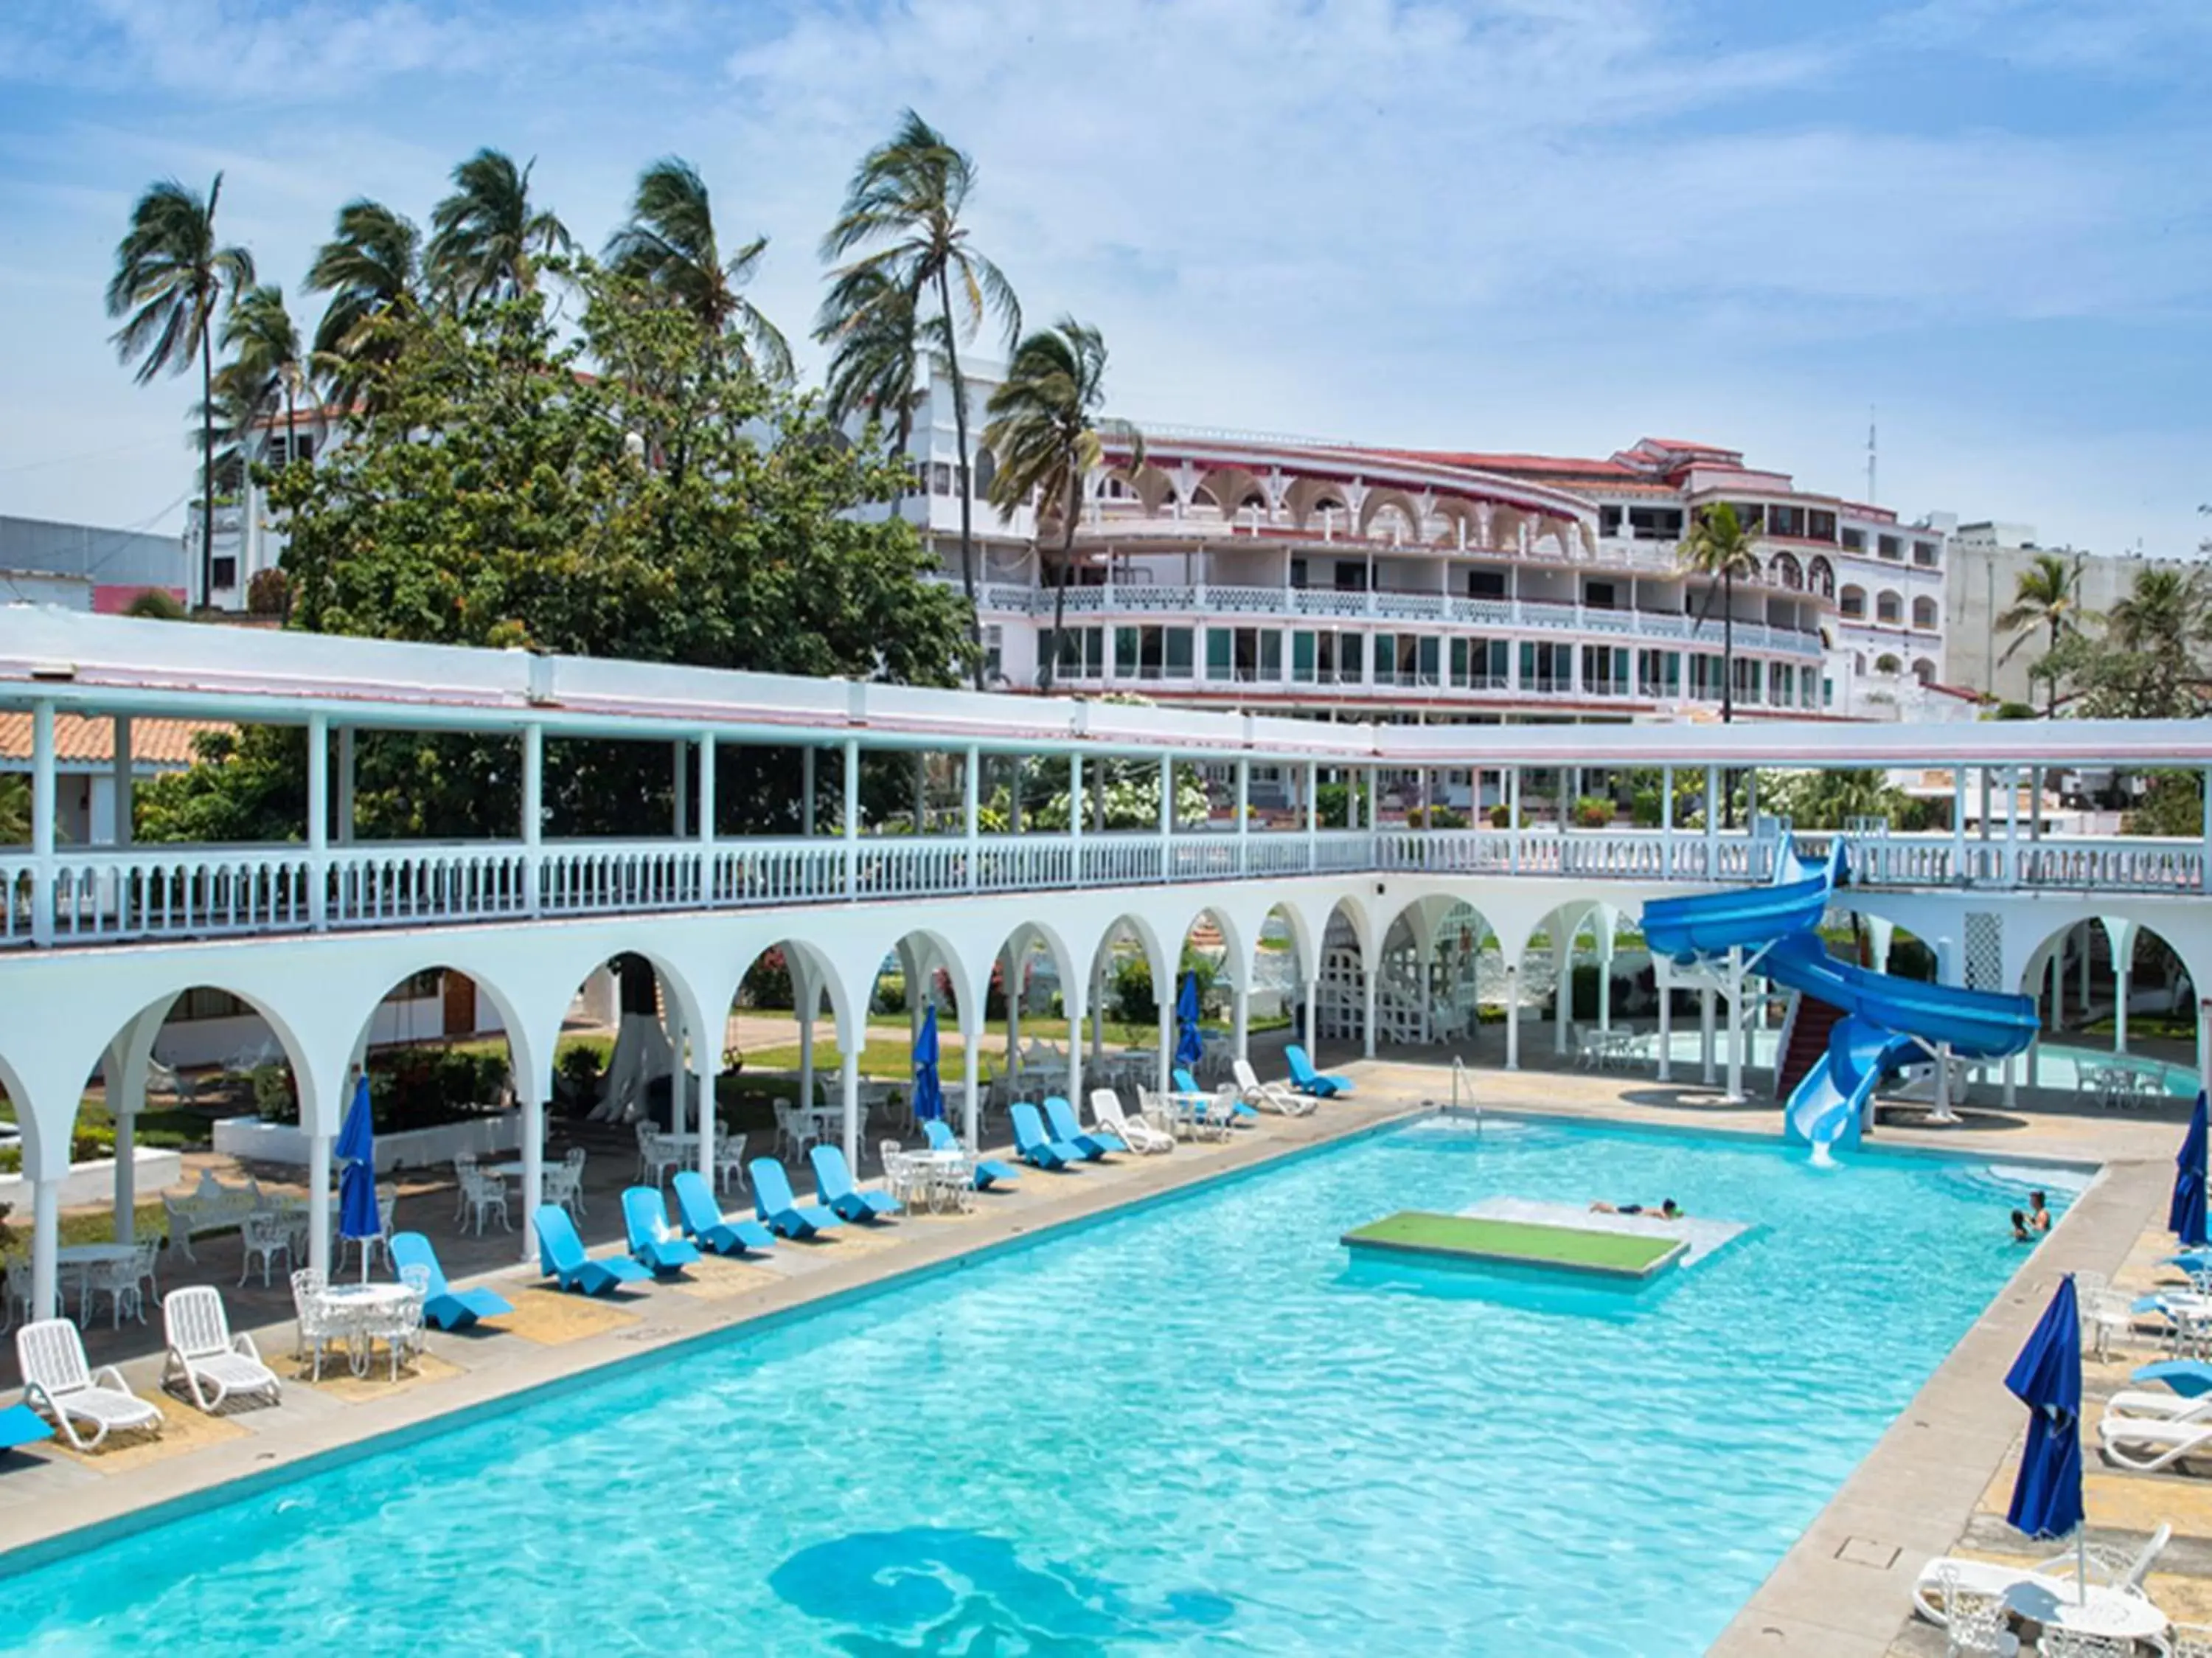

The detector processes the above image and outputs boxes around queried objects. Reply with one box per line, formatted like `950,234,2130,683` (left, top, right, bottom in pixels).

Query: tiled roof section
1377,450,1640,479
0,713,233,768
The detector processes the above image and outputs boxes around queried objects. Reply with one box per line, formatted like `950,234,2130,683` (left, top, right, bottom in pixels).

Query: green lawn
1341,1211,1681,1277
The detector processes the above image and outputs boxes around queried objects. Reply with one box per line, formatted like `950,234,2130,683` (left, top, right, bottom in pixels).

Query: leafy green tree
1677,502,1760,724
984,317,1139,692
305,198,423,407
106,173,256,606
426,149,570,308
2039,566,2212,721
605,158,790,381
0,777,29,844
1994,551,2081,715
1756,769,1916,830
2128,771,2205,838
216,283,312,459
816,266,942,510
822,111,1020,691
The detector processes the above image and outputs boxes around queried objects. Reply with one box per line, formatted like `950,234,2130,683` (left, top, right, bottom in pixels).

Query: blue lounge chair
672,1169,776,1256
622,1186,703,1277
1284,1044,1352,1097
2134,1359,2212,1398
391,1231,512,1331
1044,1095,1121,1159
810,1145,901,1223
751,1157,843,1238
1010,1101,1082,1170
1174,1066,1255,1120
0,1400,51,1457
925,1119,1019,1189
533,1206,652,1296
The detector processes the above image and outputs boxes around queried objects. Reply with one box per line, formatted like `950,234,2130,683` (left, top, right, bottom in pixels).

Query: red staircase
1775,992,1846,1100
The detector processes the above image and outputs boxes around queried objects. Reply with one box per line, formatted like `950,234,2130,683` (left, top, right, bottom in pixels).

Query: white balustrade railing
9,825,2204,949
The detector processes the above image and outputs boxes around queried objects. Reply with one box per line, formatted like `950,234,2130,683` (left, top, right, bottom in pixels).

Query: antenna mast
1865,407,1877,504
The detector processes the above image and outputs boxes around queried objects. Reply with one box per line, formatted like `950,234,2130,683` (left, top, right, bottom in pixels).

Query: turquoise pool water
0,1118,2067,1656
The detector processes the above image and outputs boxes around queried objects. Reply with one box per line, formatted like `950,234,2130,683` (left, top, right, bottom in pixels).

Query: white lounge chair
16,1317,161,1451
1091,1089,1172,1155
161,1285,281,1413
1911,1524,2168,1625
2105,1390,2212,1424
1233,1057,1312,1117
2099,1413,2212,1471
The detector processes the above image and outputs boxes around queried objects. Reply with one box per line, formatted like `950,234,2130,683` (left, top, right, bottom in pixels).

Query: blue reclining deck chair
533,1206,652,1297
810,1145,900,1222
2135,1359,2212,1398
0,1400,51,1457
1044,1095,1121,1159
622,1186,703,1277
1174,1066,1255,1120
751,1157,844,1238
392,1230,512,1331
1284,1044,1352,1097
925,1119,1018,1189
672,1169,776,1256
1010,1101,1082,1170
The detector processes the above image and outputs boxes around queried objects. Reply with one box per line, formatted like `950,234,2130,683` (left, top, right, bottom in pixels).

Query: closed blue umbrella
911,1003,945,1124
2005,1274,2085,1595
2171,1092,2208,1248
1175,973,1204,1069
336,1074,380,1283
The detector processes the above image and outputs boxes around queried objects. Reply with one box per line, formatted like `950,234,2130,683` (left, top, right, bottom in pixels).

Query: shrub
741,948,793,1010
1108,948,1217,1027
251,1062,298,1124
872,972,907,1017
1405,805,1468,830
246,566,289,617
1488,802,1517,829
557,1042,604,1109
122,587,189,621
1569,963,1631,1020
1573,796,1615,829
1630,788,1662,828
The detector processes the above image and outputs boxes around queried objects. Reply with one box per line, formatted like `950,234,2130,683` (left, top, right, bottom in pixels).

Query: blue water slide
1641,839,2037,1155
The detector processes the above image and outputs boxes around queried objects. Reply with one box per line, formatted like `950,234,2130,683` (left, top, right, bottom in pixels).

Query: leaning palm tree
1678,502,1761,724
816,266,947,507
217,284,315,465
106,173,256,607
1994,550,2081,716
821,111,1020,690
305,198,422,406
426,148,570,309
984,319,1141,693
605,157,791,381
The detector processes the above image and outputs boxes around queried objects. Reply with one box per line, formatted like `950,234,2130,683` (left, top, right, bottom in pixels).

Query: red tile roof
0,714,233,769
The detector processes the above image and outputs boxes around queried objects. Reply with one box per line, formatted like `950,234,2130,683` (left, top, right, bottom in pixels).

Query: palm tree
605,158,791,381
217,284,314,468
1994,551,2081,716
305,198,422,404
821,111,1020,691
106,173,256,607
426,148,570,308
984,319,1140,693
1678,502,1761,724
2106,566,2212,716
817,266,945,507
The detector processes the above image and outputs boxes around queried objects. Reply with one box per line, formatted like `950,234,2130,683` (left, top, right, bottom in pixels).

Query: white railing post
1158,753,1174,881
1508,766,1521,874
1306,760,1319,873
843,737,860,900
29,699,54,948
1236,756,1250,876
698,732,717,902
521,722,543,916
306,711,328,931
1704,763,1719,879
964,743,981,892
1069,751,1084,884
1660,764,1674,878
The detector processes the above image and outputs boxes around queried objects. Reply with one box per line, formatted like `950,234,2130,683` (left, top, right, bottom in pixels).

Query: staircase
1774,991,1846,1101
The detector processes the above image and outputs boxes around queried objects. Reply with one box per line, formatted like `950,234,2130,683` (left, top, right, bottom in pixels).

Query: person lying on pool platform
1590,1199,1683,1219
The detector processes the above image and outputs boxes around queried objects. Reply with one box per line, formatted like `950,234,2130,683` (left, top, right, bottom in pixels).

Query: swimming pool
0,1117,2065,1655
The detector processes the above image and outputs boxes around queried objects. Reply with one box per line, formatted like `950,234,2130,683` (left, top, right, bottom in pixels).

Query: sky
0,0,2206,557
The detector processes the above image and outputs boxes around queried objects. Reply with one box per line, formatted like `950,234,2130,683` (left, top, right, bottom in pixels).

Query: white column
29,1175,59,1322
29,699,54,946
962,1011,981,1152
695,1023,717,1184
1304,977,1319,1064
1233,976,1251,1064
111,715,133,847
111,1100,136,1247
2200,996,2212,1100
1158,976,1175,1097
518,1063,544,1266
336,725,355,844
1362,952,1379,1059
1004,945,1021,1066
1660,765,1674,875
1656,960,1673,1082
796,959,818,1113
306,711,329,930
841,1043,860,1175
1700,984,1717,1085
1952,766,1968,875
964,743,981,891
1508,767,1522,872
667,997,687,1140
1068,753,1085,878
698,733,717,849
2076,924,2089,1023
1504,959,1520,1071
521,723,543,915
1305,760,1318,870
1724,946,1745,1103
1065,990,1085,1115
307,1125,333,1277
2107,919,2136,1055
1236,757,1251,875
1703,763,1719,875
1554,930,1572,1054
1158,754,1175,880
843,738,861,899
1596,926,1614,1041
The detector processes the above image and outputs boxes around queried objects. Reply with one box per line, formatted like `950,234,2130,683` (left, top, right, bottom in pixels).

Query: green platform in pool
1340,1211,1687,1279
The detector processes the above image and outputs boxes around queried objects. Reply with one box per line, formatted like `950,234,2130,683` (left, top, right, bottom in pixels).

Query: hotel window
1628,506,1684,539
1292,631,1361,684
1599,505,1624,535
212,557,237,589
1637,648,1680,698
1689,654,1725,701
1839,586,1867,620
1840,527,1865,552
1581,645,1630,695
1823,676,1834,708
1876,591,1902,625
1520,641,1572,693
1767,504,1804,538
1333,561,1368,592
1451,637,1509,689
1207,627,1281,682
1805,509,1837,542
1877,533,1902,561
931,462,954,496
1057,627,1105,678
1732,656,1762,704
983,625,1003,681
1467,569,1506,600
1582,580,1615,610
1802,671,1820,710
1290,558,1309,589
175,988,252,1021
1725,502,1765,532
1912,596,1938,631
1113,625,1194,679
1371,634,1437,687
1913,541,1940,567
1770,663,1795,705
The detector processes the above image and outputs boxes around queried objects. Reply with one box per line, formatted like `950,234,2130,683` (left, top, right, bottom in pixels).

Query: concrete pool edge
1706,1154,2163,1657
0,1099,1426,1575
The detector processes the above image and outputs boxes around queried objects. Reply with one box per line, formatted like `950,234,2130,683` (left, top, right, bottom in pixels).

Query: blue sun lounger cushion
1174,1067,1255,1119
533,1206,652,1297
1284,1045,1352,1097
810,1145,901,1222
1010,1101,1082,1170
2134,1359,2212,1398
0,1400,51,1456
1044,1095,1121,1158
751,1157,843,1238
622,1186,703,1277
925,1119,1019,1189
392,1231,512,1331
672,1169,776,1255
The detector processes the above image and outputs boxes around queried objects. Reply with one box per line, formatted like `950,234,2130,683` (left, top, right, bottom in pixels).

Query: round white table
54,1244,136,1323
2003,1578,2168,1643
319,1283,419,1378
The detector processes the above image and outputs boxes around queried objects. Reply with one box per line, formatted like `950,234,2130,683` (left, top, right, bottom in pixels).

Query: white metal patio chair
458,1165,509,1235
82,1252,147,1328
713,1132,749,1196
237,1212,295,1288
16,1317,161,1451
2038,1631,2131,1658
291,1267,346,1381
1935,1566,2018,1657
542,1148,588,1221
636,1125,684,1188
2168,1622,2212,1658
161,1285,280,1413
1,1257,32,1331
880,1140,930,1212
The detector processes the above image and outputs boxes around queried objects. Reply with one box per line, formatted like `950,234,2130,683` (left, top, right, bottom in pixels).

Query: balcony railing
3,827,2202,950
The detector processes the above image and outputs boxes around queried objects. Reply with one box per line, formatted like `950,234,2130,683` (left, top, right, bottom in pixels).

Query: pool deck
1,1052,2196,1658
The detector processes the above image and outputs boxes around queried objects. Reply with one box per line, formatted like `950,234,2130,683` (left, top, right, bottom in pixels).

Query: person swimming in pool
2025,1191,2052,1233
2011,1209,2032,1243
1590,1199,1683,1219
